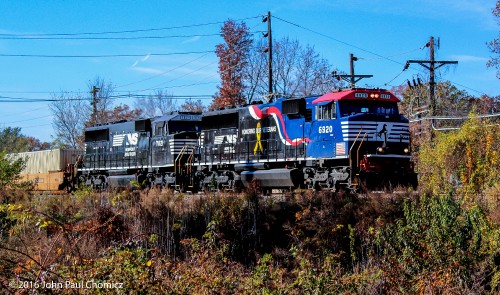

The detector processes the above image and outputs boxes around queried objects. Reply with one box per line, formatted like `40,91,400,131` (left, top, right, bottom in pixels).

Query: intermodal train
75,87,417,192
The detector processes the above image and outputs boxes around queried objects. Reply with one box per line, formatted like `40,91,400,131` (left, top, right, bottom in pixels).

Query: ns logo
113,133,139,147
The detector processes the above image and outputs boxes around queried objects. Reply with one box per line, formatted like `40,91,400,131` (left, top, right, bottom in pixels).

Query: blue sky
0,0,498,142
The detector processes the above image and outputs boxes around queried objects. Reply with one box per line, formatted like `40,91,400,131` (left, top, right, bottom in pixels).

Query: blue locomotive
78,88,417,192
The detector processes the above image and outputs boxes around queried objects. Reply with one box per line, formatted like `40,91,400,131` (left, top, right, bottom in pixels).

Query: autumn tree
87,76,115,126
135,90,177,118
50,91,90,149
50,76,112,148
242,38,267,102
180,98,206,113
243,37,343,101
487,0,500,78
0,127,30,153
395,81,474,119
0,151,27,190
0,127,49,153
212,20,252,109
102,104,143,122
23,136,50,151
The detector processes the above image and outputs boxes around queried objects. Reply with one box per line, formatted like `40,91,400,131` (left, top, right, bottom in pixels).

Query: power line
116,52,213,88
124,20,264,93
14,123,52,129
3,114,53,124
273,15,405,67
0,16,262,37
0,94,215,103
0,33,222,40
0,51,213,58
409,112,500,123
2,106,47,117
0,31,265,41
274,15,488,96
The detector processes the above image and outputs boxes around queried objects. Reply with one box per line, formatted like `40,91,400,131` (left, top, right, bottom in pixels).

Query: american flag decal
336,142,346,155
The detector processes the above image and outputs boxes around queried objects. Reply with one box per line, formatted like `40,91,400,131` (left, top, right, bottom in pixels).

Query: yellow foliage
418,116,500,198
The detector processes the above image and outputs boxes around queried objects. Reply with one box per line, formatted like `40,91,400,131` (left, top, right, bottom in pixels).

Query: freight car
78,88,417,192
8,149,83,192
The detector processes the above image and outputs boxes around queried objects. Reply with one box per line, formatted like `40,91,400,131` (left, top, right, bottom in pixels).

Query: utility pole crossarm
406,36,458,139
407,60,458,71
333,53,373,88
335,74,373,85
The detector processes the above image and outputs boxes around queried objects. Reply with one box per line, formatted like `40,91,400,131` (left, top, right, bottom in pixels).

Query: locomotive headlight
377,147,384,153
404,148,409,153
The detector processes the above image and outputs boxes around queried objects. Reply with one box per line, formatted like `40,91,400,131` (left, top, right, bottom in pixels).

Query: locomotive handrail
356,132,368,168
175,145,187,175
186,146,195,174
349,129,363,186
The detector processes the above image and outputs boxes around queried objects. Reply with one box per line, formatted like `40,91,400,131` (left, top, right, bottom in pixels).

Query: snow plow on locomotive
76,88,417,192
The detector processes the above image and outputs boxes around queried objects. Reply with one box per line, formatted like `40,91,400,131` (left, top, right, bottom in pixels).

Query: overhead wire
4,114,53,124
123,18,265,93
0,33,222,40
2,14,490,106
410,112,500,122
0,15,262,36
116,52,213,88
0,51,213,58
274,15,488,95
0,16,262,37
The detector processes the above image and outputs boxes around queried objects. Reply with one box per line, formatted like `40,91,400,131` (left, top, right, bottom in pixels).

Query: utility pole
406,36,457,117
90,85,101,124
263,11,273,98
333,53,372,88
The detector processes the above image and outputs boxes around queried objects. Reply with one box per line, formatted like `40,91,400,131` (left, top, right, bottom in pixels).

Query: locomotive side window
315,102,336,120
155,122,166,136
85,128,109,142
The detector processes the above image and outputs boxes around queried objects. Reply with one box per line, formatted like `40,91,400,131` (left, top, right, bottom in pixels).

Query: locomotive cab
326,89,416,189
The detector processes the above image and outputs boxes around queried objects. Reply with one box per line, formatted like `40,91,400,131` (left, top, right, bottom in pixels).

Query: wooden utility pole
90,85,101,124
263,11,273,98
334,53,372,87
406,36,458,117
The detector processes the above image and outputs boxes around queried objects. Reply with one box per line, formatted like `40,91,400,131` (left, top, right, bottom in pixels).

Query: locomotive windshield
168,121,199,133
339,101,399,117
